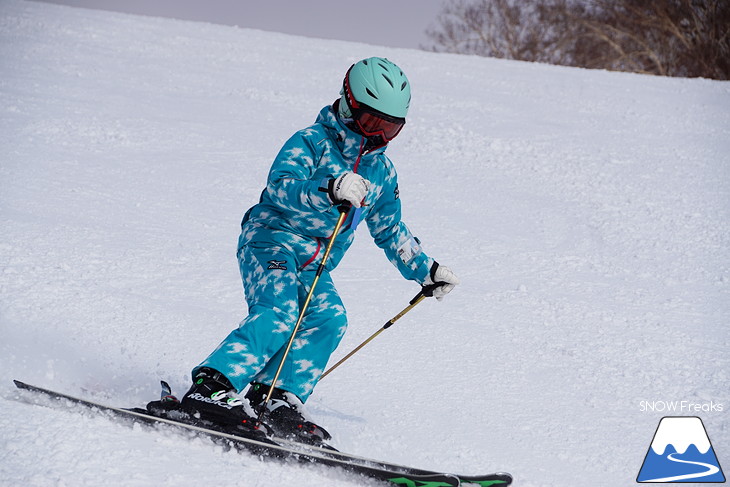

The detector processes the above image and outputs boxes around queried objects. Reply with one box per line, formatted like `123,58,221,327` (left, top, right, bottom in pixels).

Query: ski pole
257,205,350,426
319,282,442,380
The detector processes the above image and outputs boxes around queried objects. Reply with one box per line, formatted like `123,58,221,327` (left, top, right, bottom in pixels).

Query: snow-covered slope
1,1,728,486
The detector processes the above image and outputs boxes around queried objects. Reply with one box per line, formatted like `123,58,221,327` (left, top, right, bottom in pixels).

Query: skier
179,57,460,441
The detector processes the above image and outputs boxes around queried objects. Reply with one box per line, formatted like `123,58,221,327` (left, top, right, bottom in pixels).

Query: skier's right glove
423,262,460,301
328,172,370,208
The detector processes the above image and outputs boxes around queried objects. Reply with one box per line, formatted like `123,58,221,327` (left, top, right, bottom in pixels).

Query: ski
13,380,512,487
265,423,513,487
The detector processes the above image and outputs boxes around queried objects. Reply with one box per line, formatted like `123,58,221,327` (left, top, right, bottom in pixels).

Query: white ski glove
424,262,460,301
328,172,370,208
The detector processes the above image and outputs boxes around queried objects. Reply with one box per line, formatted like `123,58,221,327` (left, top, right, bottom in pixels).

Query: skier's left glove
423,262,460,301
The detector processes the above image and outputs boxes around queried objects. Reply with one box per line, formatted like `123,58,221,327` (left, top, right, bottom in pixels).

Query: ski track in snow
1,1,729,486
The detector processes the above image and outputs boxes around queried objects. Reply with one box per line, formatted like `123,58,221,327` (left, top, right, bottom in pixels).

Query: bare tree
425,0,549,62
424,0,730,79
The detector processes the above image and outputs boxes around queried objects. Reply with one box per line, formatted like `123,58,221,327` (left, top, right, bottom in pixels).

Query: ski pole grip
412,282,446,303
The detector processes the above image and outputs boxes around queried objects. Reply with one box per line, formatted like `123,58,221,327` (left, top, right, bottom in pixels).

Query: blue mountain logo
638,416,725,483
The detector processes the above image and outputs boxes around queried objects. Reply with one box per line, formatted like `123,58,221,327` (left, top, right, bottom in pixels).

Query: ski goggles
343,68,406,141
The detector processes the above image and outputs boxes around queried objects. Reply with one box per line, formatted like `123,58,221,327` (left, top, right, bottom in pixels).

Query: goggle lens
354,110,405,141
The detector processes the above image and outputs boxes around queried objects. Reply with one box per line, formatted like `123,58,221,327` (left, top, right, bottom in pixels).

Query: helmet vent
401,81,407,91
366,88,378,99
381,74,394,88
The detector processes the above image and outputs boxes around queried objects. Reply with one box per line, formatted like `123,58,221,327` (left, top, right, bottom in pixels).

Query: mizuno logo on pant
267,260,287,270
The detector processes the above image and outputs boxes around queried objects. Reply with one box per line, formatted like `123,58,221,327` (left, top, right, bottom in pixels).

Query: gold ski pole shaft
257,206,350,426
319,283,441,380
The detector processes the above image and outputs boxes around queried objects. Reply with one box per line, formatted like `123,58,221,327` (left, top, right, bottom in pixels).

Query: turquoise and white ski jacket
239,103,433,284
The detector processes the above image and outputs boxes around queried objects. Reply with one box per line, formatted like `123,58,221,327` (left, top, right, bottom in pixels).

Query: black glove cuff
326,178,341,205
429,261,440,282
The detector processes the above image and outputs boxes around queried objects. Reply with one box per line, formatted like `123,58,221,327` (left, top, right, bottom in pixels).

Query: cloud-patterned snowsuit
195,104,434,401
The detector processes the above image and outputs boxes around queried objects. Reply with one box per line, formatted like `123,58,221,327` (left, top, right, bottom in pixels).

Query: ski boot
171,368,268,438
245,382,331,445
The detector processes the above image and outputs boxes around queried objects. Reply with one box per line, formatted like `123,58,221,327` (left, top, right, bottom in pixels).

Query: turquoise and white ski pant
194,240,348,402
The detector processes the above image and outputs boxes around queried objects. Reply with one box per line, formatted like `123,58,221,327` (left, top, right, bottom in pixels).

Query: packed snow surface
1,1,728,486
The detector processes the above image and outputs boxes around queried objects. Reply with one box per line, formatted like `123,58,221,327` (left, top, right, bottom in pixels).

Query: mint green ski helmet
339,57,411,119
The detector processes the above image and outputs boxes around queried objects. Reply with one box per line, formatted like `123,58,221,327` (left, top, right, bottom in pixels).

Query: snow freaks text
639,400,724,413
